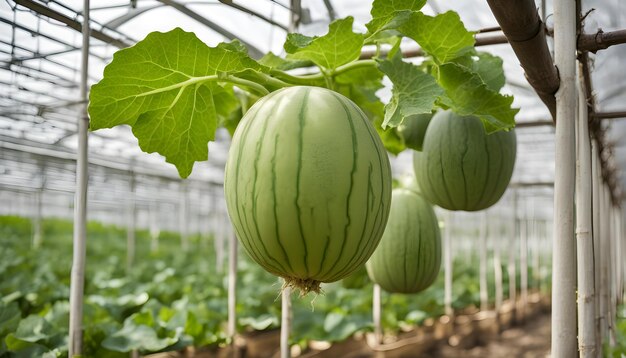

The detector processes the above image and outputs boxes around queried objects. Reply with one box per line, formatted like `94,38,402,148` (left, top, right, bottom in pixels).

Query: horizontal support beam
360,32,509,59
13,0,131,48
591,111,626,119
516,120,554,128
578,29,626,53
486,0,559,119
0,134,223,185
218,0,288,31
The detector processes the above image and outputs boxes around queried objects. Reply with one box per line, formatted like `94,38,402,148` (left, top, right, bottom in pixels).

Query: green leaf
5,334,47,357
102,325,177,352
0,302,21,336
438,63,518,132
89,28,264,178
285,17,364,70
239,314,278,331
13,315,54,342
471,52,506,92
258,52,313,70
365,0,426,40
377,55,443,128
283,33,314,53
184,311,203,338
399,11,475,63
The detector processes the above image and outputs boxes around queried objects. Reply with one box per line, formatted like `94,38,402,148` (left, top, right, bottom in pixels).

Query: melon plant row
89,0,518,293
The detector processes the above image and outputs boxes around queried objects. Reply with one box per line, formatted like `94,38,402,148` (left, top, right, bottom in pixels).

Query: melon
366,188,441,294
224,86,392,294
414,110,516,211
397,113,432,151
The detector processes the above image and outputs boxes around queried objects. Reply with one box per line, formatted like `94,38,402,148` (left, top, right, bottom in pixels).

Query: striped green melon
414,110,516,211
224,86,392,294
366,188,441,294
397,113,433,151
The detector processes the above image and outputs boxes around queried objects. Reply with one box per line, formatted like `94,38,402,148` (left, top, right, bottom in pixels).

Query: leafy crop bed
0,216,541,357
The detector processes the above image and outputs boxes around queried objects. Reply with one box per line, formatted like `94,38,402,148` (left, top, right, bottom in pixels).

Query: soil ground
425,313,551,358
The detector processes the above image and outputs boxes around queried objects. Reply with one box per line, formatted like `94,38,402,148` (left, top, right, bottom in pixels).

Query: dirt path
427,314,551,358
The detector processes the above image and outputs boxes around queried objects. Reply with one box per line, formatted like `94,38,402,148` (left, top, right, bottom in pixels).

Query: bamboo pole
444,211,453,317
532,218,541,291
227,229,238,342
479,211,489,311
215,203,225,274
179,181,189,251
149,201,160,253
592,139,603,352
32,187,43,248
126,172,136,274
576,63,596,356
281,285,292,358
508,191,517,310
599,181,608,342
68,0,90,355
494,216,504,313
551,0,578,355
519,207,528,322
373,283,382,345
602,184,613,339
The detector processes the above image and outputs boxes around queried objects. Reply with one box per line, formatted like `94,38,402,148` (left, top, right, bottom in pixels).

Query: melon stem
281,277,322,296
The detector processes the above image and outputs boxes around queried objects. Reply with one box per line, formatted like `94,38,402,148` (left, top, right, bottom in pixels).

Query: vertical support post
32,161,45,248
494,216,504,313
444,211,453,317
149,201,160,253
228,229,238,343
576,64,596,356
373,283,382,345
281,285,292,358
479,211,489,311
592,139,603,352
603,186,613,342
179,181,189,251
508,190,518,311
532,219,541,291
126,172,136,274
215,192,225,273
520,205,529,322
552,0,578,355
68,1,90,356
598,180,608,342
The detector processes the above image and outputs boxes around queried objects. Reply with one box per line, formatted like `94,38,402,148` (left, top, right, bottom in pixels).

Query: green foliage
0,216,548,355
377,55,442,128
89,29,265,178
88,3,517,177
285,17,364,70
605,305,626,357
398,12,474,63
437,63,517,133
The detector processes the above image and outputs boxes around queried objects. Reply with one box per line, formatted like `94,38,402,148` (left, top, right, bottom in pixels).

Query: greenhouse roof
1,0,625,198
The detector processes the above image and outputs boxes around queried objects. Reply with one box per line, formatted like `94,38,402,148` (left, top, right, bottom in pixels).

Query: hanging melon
224,86,392,294
414,110,516,211
366,188,441,294
397,113,433,151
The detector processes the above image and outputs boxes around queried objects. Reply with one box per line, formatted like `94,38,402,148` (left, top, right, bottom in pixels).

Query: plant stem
221,74,270,96
270,59,377,85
